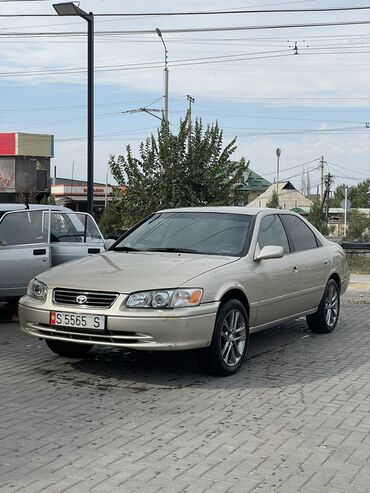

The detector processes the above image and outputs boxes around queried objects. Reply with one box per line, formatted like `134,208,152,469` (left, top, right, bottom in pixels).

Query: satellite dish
340,199,351,210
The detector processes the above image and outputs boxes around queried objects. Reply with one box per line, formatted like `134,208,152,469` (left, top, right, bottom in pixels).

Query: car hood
38,251,238,293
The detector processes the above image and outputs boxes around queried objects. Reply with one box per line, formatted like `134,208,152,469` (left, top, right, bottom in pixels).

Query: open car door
0,209,51,300
49,211,105,266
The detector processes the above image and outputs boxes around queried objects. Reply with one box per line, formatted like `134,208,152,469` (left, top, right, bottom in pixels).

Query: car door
50,211,104,266
0,210,51,299
279,214,331,312
253,213,300,327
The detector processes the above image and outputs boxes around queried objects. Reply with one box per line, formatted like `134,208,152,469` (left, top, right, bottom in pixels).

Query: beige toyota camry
19,207,349,376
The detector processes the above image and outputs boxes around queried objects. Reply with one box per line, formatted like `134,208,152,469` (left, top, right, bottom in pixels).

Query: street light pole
276,148,281,197
53,3,94,216
156,28,169,125
87,12,94,217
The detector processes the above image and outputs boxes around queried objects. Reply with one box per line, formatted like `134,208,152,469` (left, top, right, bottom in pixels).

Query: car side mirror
104,238,116,250
255,245,284,261
0,241,7,246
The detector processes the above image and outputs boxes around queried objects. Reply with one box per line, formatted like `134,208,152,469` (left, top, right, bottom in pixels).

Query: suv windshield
113,212,252,257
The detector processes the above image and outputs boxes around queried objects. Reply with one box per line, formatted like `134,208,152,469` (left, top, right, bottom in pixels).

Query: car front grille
53,288,118,308
30,325,153,346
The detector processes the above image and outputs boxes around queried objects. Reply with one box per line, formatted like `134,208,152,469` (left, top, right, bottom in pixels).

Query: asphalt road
0,301,369,492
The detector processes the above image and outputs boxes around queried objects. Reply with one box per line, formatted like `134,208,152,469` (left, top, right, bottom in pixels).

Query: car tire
45,339,92,358
306,279,340,334
196,299,249,376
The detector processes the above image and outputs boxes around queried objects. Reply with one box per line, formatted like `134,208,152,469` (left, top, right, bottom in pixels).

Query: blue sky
1,0,370,193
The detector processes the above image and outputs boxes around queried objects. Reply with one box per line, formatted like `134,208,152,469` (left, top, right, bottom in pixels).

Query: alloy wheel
324,283,339,328
220,309,247,367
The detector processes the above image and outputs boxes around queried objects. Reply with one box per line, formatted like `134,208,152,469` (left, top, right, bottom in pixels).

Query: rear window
280,215,319,252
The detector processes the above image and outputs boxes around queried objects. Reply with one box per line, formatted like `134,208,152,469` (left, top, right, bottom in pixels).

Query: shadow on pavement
1,303,368,391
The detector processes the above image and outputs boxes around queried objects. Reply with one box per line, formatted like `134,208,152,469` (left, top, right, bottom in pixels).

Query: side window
280,215,318,252
257,214,290,253
0,211,48,246
50,212,102,243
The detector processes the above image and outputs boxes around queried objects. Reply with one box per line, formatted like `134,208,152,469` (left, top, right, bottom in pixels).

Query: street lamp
276,147,281,196
53,2,94,216
156,28,169,124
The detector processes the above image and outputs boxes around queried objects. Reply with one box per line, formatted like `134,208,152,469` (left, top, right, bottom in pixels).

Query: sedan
19,207,349,376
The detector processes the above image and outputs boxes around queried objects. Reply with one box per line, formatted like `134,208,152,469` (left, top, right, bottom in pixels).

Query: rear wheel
306,279,340,334
45,339,92,358
196,300,249,376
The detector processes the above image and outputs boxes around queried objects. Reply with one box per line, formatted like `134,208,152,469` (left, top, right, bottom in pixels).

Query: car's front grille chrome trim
28,323,153,346
53,288,118,308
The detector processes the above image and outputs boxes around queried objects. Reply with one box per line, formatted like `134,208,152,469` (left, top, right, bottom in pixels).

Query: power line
326,161,370,178
2,19,370,34
3,5,370,17
260,158,320,176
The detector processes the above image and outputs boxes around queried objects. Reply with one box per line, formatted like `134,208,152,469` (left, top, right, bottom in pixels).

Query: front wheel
196,300,249,376
45,339,92,358
306,279,340,334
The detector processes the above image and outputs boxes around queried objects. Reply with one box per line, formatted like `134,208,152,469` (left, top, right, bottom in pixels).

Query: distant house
247,181,313,209
234,168,271,206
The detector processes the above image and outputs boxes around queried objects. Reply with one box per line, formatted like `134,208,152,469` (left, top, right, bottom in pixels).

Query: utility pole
322,173,334,227
156,29,169,125
344,186,348,239
187,95,195,125
301,165,307,195
320,155,326,202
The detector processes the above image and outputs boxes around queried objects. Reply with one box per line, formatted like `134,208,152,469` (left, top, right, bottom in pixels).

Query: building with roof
247,181,313,209
51,178,122,217
234,168,271,205
0,132,53,203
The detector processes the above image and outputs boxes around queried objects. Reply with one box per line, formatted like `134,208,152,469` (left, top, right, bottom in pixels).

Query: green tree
109,116,248,228
347,209,370,241
332,179,370,208
98,200,124,237
266,189,280,208
308,201,328,235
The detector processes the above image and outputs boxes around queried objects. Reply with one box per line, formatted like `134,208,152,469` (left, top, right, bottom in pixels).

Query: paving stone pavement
0,304,369,493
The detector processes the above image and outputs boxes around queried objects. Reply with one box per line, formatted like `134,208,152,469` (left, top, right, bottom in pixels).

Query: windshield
113,212,252,257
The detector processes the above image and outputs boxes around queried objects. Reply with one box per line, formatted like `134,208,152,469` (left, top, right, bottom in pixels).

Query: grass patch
346,254,370,274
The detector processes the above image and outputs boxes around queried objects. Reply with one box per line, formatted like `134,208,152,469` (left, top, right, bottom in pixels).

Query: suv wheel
196,300,249,376
45,339,92,358
306,279,340,334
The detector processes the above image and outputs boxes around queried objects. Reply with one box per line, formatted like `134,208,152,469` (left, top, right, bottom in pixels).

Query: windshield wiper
147,247,200,253
112,246,142,252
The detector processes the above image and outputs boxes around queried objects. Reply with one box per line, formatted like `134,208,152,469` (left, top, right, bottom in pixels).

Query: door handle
293,266,298,272
33,249,46,256
88,248,100,254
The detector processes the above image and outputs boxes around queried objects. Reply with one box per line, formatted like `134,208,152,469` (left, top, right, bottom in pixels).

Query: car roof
156,206,292,216
0,203,72,212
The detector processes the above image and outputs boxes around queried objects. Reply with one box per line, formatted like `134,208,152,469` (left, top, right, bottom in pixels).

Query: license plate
50,311,105,330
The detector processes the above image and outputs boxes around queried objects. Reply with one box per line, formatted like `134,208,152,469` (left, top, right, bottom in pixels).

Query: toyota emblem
76,295,87,304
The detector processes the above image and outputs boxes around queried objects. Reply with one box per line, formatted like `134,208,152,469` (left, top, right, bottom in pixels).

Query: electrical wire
3,19,370,35
3,5,370,16
259,158,320,176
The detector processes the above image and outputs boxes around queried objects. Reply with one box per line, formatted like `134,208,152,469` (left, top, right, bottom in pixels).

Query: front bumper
19,295,219,351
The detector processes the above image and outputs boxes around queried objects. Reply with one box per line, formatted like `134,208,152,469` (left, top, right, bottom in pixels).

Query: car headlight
126,288,203,309
27,279,48,301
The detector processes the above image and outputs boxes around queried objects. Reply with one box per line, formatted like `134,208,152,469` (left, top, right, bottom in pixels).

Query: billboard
0,133,54,158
